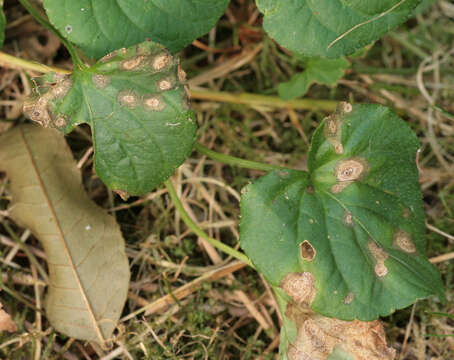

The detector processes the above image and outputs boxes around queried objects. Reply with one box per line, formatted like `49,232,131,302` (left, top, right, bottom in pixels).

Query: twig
120,260,246,322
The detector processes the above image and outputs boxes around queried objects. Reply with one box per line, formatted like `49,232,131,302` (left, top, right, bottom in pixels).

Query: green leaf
0,0,5,48
42,0,229,59
256,0,421,58
0,124,130,343
24,41,196,196
240,103,445,322
278,57,349,100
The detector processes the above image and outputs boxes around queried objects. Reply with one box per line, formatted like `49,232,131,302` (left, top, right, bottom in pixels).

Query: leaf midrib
19,127,105,343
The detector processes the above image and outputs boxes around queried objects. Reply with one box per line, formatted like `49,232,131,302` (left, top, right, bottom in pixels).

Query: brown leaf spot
394,229,416,253
281,272,316,306
343,212,354,227
336,158,367,182
300,240,316,262
288,315,396,360
341,101,353,113
117,90,139,108
343,292,355,304
143,95,165,111
287,346,311,360
92,74,110,89
158,78,174,91
51,79,72,99
325,117,339,137
330,183,348,194
306,185,315,194
334,142,344,154
120,55,145,70
54,115,68,128
23,103,51,127
152,53,171,70
368,241,388,278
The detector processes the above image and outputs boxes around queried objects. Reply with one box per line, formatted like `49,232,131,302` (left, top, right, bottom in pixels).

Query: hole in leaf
300,240,316,262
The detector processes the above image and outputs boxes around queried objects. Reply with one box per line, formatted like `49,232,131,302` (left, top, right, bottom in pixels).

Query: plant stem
18,0,84,67
190,89,338,111
195,142,285,172
164,179,253,267
0,51,71,75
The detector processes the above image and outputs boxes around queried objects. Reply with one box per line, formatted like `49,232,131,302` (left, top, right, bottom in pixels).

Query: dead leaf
0,124,130,343
0,299,17,333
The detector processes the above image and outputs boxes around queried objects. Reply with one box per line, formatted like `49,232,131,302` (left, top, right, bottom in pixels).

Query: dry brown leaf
0,124,130,343
0,298,17,333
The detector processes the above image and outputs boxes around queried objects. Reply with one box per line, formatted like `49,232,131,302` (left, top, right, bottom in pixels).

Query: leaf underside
240,103,445,322
0,125,130,343
24,41,197,195
42,0,230,58
256,0,421,58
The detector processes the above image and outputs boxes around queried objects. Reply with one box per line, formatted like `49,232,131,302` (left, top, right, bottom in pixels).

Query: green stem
189,89,338,112
18,0,84,67
195,142,286,172
164,179,253,267
0,51,71,75
2,222,50,284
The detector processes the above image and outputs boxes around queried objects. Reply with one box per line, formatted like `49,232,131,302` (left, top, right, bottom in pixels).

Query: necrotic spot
120,55,145,70
117,90,139,108
92,74,110,89
300,240,316,261
281,272,316,305
336,158,368,182
393,229,416,253
152,53,171,70
343,292,355,304
343,212,354,227
143,94,165,111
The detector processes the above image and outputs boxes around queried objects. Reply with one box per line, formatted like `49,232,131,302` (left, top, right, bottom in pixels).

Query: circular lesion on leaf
117,90,140,108
343,212,354,227
300,240,316,262
343,292,355,304
157,77,176,91
336,158,368,182
281,272,316,306
143,94,165,112
152,52,171,71
393,229,416,253
92,74,110,89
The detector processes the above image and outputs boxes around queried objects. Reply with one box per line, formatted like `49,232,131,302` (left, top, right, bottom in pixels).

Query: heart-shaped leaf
240,103,445,322
256,0,420,58
24,41,196,196
0,124,130,343
42,0,230,59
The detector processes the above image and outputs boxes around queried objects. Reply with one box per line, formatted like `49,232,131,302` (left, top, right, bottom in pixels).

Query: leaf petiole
194,142,287,172
164,179,253,267
18,0,84,67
